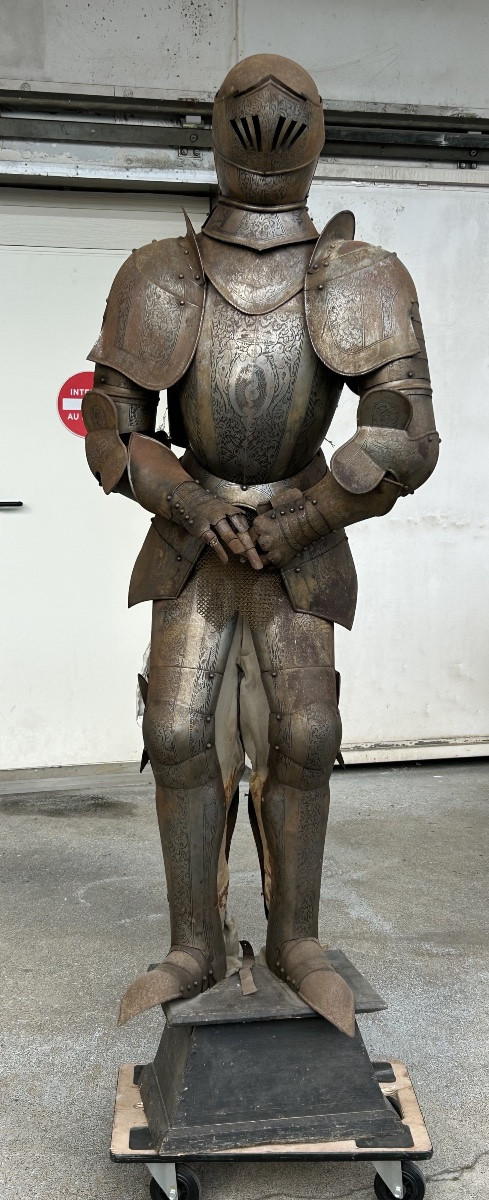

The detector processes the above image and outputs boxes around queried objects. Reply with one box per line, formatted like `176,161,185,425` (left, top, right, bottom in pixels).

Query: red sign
57,371,94,437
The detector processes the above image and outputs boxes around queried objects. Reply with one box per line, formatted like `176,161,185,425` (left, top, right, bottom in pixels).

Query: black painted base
138,957,412,1157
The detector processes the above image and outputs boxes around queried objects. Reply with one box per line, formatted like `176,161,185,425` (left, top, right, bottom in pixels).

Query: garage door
1,189,209,770
309,173,489,761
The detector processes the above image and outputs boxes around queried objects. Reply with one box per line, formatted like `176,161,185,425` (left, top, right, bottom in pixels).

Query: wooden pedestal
111,952,431,1164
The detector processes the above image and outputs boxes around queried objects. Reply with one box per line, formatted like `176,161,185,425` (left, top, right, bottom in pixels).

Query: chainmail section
194,550,285,628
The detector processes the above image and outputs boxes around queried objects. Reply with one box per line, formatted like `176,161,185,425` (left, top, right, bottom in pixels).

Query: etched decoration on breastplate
177,284,341,485
210,290,306,482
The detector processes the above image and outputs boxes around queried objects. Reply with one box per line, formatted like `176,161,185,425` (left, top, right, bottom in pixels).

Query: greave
262,780,329,967
155,780,227,980
262,778,355,1036
119,777,227,1024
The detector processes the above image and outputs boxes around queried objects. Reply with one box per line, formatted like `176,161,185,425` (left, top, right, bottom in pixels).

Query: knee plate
268,700,342,788
143,704,220,787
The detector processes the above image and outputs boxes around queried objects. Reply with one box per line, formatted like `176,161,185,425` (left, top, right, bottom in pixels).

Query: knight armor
82,53,439,1036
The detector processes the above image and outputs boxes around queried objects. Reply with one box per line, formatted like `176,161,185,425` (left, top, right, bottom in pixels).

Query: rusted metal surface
331,392,440,495
198,233,311,314
82,389,128,494
212,53,325,207
88,212,205,391
305,236,420,376
83,52,438,1037
202,199,318,251
181,446,326,506
177,282,342,484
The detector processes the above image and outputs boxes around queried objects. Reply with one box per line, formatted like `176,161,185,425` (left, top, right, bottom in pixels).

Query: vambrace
81,364,160,495
127,433,193,520
331,310,440,496
330,386,439,496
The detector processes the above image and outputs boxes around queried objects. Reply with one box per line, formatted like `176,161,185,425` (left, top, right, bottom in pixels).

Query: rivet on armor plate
276,714,281,720
290,507,295,512
271,512,277,519
271,671,277,678
206,715,211,722
179,273,184,279
166,494,172,501
185,513,190,520
176,555,182,561
318,284,324,290
241,484,248,490
188,519,194,525
408,370,414,377
275,744,280,751
180,300,185,306
280,509,286,515
298,504,304,510
209,672,215,679
295,567,301,573
194,274,200,281
184,249,189,255
206,742,212,749
312,499,318,505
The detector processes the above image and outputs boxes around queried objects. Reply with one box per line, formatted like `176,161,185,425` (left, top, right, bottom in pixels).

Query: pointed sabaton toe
118,947,210,1025
273,937,356,1038
298,967,356,1037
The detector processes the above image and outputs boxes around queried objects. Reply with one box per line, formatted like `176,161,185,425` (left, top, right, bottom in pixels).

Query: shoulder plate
305,229,419,376
198,233,310,315
88,213,205,391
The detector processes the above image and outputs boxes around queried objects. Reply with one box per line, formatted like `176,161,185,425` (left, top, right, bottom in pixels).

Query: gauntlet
253,474,399,567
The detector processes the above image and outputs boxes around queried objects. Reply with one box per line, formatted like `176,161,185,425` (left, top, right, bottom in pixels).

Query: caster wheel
374,1160,426,1200
150,1165,201,1200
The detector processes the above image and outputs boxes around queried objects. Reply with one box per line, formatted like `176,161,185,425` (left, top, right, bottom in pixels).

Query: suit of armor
83,55,438,1036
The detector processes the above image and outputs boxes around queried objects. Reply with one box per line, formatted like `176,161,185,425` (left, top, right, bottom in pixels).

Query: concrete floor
0,759,488,1200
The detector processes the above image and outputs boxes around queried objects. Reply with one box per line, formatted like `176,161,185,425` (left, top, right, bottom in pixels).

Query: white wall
308,176,489,758
1,191,209,770
0,0,487,114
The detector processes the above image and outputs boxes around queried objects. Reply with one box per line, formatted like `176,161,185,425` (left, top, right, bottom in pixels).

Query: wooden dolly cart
111,952,432,1200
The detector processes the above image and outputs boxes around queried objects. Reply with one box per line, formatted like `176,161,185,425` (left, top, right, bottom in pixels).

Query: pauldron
305,232,420,376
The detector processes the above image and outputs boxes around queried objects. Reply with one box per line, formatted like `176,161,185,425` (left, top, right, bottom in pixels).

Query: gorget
202,198,318,251
198,233,311,315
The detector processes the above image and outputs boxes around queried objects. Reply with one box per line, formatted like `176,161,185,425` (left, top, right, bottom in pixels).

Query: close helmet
212,54,325,207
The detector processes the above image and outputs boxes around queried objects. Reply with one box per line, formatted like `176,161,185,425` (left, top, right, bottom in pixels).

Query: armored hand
253,488,326,567
128,434,262,569
166,479,262,568
253,475,399,567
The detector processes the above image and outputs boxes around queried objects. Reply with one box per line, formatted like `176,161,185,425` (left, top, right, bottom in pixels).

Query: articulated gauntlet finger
168,480,245,539
253,487,332,565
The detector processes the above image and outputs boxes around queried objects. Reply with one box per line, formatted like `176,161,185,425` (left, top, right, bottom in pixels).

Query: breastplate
174,282,342,485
